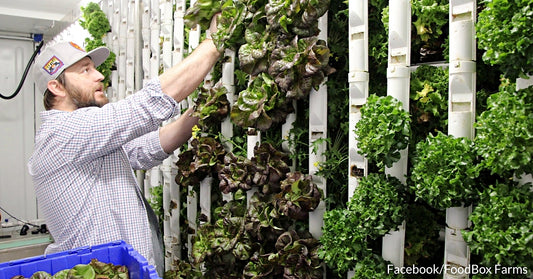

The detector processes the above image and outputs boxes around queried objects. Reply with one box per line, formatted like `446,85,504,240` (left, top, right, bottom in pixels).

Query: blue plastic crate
0,241,160,279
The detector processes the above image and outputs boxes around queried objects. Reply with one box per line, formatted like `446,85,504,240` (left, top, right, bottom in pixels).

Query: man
27,16,221,275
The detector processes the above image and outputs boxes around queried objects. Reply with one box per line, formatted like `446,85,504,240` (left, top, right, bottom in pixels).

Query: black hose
0,40,44,100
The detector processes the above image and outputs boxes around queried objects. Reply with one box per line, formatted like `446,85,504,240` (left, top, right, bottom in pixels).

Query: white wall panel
0,39,40,222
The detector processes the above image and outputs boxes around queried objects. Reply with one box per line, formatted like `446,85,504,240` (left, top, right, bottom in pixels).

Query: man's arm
122,107,198,169
159,15,221,103
159,107,199,154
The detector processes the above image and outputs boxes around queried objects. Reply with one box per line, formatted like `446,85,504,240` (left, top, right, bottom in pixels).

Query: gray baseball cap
33,41,110,94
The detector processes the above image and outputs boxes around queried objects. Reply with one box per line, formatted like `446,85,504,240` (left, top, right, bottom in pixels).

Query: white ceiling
0,0,89,39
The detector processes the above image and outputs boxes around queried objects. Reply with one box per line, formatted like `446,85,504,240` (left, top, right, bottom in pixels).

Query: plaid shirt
27,79,178,268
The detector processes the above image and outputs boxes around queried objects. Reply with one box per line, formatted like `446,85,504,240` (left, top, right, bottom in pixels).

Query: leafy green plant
348,173,408,237
218,152,255,194
355,94,411,170
177,0,334,277
250,142,291,193
463,181,533,273
189,185,323,278
409,65,448,142
314,131,348,210
382,0,449,63
275,172,323,220
183,0,221,31
149,184,164,232
163,260,203,279
351,254,404,279
477,0,533,80
474,83,533,177
245,190,292,244
218,0,253,49
266,0,330,37
186,0,334,132
268,230,322,278
368,0,388,95
230,73,293,131
174,136,226,187
319,205,371,274
319,173,407,274
404,203,443,266
238,18,274,76
15,259,128,279
410,132,480,209
190,198,252,277
218,142,291,194
268,36,335,100
410,0,449,62
80,2,116,88
192,82,230,128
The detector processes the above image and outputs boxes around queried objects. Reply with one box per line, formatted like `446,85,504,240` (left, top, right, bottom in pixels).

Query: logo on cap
43,56,64,76
69,42,86,52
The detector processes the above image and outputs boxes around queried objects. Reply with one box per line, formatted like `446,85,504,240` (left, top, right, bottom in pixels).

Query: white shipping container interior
0,0,90,262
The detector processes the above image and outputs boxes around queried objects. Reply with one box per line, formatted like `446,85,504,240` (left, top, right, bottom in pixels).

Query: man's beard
66,82,107,108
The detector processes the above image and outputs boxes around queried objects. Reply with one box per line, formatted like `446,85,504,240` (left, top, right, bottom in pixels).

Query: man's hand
206,13,220,39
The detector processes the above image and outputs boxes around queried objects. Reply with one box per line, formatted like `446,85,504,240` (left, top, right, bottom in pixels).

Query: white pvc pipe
445,1,476,278
308,13,328,240
246,131,260,204
382,222,406,267
150,0,160,79
161,0,173,70
388,0,411,63
348,72,368,196
173,0,186,64
383,0,410,268
221,49,236,202
186,185,197,258
347,4,369,276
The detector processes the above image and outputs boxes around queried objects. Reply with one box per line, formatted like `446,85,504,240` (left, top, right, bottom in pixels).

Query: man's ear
47,79,67,97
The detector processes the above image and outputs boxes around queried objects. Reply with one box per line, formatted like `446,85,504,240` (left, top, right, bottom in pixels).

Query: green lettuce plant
474,83,533,177
268,36,335,100
382,0,449,63
351,254,404,279
410,132,480,209
80,2,116,89
238,18,274,76
183,0,221,31
319,173,407,274
411,0,449,62
274,172,322,220
211,0,249,51
477,0,533,80
174,136,226,187
348,173,408,237
218,152,255,194
410,65,448,139
463,181,533,273
266,0,330,37
15,259,128,279
230,73,293,131
355,94,411,170
318,206,370,274
192,82,230,128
